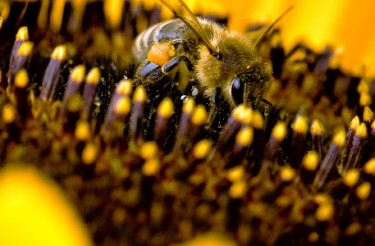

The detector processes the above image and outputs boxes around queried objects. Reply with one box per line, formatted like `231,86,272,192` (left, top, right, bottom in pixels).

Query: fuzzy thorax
195,29,271,108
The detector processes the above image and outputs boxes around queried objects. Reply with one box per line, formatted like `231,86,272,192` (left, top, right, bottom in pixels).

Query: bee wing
160,0,217,53
254,6,294,49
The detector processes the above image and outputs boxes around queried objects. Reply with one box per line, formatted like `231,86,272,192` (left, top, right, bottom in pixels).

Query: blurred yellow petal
0,166,93,246
281,0,346,50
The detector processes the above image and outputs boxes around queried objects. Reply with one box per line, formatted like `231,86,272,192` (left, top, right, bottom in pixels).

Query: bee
132,0,290,108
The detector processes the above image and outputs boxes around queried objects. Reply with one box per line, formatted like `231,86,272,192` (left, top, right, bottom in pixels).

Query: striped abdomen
132,18,200,65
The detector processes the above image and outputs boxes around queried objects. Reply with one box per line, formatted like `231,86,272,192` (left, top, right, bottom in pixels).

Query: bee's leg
170,39,184,47
170,39,190,52
135,60,167,88
161,56,194,92
137,55,193,79
135,56,193,95
161,56,193,73
207,87,221,126
138,61,161,77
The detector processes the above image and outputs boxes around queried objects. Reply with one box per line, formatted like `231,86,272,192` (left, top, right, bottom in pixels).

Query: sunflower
0,0,374,245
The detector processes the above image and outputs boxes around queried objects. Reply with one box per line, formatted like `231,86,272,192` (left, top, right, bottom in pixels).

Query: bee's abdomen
132,19,189,65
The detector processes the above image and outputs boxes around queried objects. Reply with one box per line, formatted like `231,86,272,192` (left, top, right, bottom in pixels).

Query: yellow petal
0,165,93,246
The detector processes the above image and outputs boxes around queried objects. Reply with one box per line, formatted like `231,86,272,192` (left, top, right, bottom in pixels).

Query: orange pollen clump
147,43,175,66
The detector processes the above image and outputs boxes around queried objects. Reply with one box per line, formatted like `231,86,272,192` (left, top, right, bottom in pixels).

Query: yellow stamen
86,68,101,85
157,97,174,118
14,69,29,88
191,105,207,126
192,139,211,159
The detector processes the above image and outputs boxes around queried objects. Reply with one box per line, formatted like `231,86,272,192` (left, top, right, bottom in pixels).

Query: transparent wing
160,0,216,53
254,6,294,48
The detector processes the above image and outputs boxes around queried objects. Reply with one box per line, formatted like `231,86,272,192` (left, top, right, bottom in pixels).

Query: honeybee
132,0,288,108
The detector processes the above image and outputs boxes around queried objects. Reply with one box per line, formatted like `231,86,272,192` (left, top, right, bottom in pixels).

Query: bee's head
196,29,272,108
229,61,271,106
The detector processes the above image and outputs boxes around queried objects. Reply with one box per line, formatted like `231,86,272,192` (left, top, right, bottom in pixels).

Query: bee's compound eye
231,77,244,105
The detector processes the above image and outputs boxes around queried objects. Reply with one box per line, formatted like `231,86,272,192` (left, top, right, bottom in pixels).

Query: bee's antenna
254,6,294,49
